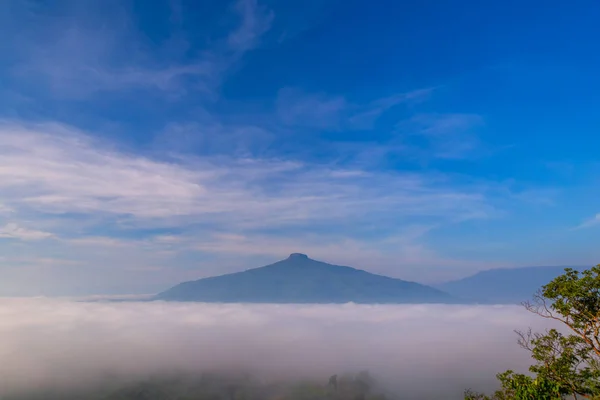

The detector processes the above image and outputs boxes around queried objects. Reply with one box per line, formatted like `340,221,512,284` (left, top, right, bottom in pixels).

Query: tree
466,265,600,399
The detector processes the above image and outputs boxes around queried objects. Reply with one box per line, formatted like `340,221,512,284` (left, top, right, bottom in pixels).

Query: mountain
156,253,458,304
437,266,574,304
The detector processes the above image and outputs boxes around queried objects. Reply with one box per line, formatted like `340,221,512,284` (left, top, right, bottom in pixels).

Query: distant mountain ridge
436,265,575,304
156,253,458,304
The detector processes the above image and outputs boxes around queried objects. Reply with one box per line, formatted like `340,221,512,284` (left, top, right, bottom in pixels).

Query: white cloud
0,123,208,219
0,121,494,228
0,299,560,399
575,213,600,229
0,223,54,241
68,237,134,248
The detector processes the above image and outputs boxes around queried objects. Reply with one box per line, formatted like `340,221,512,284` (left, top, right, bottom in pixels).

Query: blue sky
1,0,599,295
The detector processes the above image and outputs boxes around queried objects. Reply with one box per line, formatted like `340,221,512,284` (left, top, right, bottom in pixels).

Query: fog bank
0,299,556,399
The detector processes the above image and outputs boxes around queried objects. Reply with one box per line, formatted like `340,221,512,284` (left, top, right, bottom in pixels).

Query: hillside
156,253,457,304
437,265,573,304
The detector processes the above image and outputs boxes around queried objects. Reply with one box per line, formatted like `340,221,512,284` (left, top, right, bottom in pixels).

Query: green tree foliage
466,265,600,400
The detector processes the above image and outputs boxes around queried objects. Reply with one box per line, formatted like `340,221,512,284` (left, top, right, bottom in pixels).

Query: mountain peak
288,253,309,260
156,254,459,304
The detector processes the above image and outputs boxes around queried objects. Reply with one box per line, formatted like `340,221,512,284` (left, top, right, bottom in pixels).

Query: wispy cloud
0,121,495,230
347,88,435,129
0,123,207,220
276,87,348,129
396,113,485,160
227,0,274,52
7,0,273,98
155,118,276,157
408,113,484,136
275,87,435,131
0,203,13,214
0,119,514,294
574,214,600,229
0,223,54,241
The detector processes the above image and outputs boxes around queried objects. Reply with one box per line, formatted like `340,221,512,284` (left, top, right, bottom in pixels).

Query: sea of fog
0,299,558,399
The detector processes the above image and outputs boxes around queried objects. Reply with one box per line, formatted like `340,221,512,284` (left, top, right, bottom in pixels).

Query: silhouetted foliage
3,371,388,400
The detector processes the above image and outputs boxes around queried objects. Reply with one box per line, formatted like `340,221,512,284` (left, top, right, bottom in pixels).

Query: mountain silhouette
156,253,457,304
436,265,573,304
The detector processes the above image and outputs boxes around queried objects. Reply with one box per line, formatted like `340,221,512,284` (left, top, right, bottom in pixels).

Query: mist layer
0,299,555,399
